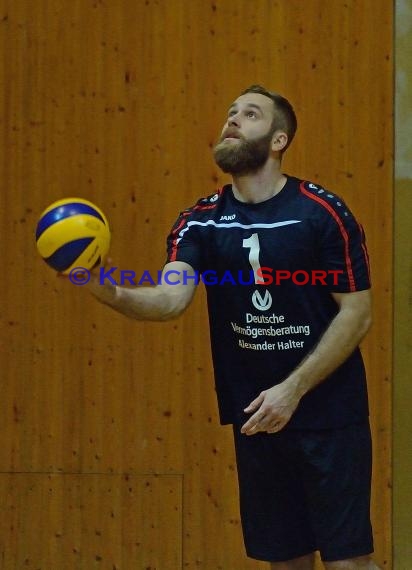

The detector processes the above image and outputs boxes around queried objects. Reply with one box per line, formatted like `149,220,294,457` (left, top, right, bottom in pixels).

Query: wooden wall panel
394,0,412,567
0,473,182,569
0,0,393,568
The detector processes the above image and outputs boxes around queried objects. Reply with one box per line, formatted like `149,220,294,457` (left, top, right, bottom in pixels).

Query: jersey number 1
242,233,262,284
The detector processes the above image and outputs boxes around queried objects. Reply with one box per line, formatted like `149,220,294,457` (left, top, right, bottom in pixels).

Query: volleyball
35,198,111,274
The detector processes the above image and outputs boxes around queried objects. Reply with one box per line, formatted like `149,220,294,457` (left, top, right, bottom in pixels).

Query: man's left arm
241,289,372,435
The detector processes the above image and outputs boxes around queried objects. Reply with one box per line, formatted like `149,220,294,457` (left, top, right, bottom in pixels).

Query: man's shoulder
176,185,230,220
295,178,354,220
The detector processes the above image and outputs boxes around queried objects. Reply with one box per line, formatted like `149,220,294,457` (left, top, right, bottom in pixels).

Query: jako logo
220,214,236,221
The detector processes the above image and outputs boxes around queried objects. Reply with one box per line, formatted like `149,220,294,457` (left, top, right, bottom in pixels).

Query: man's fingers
266,420,283,433
242,390,293,434
243,392,264,413
241,410,286,435
240,411,262,434
241,411,274,434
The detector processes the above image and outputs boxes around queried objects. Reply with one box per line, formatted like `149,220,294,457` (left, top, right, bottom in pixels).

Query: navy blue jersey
166,175,371,429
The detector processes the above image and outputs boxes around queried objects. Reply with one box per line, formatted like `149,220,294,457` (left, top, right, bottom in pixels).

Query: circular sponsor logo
252,289,272,311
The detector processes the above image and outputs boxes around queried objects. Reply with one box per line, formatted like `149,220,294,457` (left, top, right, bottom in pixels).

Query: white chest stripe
177,219,301,244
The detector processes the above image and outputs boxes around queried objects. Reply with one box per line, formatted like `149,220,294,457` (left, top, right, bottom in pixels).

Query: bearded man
84,85,380,570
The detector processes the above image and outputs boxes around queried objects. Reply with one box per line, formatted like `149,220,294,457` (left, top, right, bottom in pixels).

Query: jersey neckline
226,174,295,208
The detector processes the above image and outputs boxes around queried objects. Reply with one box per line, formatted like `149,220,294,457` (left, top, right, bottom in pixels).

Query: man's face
213,93,276,176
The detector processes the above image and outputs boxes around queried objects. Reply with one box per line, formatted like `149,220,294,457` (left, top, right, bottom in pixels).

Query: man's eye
247,111,256,118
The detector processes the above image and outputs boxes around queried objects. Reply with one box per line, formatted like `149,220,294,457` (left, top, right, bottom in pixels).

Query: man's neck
231,162,287,204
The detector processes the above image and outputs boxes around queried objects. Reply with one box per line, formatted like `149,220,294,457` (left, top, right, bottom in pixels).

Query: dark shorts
232,420,374,563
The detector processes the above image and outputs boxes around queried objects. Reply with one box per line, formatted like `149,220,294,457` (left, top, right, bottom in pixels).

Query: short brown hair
240,84,297,152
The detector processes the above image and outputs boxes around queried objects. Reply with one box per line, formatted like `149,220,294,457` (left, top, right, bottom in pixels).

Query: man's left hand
240,381,302,435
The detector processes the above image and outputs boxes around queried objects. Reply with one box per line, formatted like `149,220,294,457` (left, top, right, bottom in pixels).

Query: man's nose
228,113,240,127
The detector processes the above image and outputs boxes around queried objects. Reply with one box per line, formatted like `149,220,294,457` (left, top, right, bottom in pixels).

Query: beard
213,129,274,176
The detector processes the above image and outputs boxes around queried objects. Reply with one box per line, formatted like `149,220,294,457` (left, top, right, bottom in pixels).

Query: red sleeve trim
169,189,222,262
169,214,190,262
299,181,356,292
357,221,371,283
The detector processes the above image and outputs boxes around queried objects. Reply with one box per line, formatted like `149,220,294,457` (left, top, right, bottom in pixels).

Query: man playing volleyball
83,85,380,570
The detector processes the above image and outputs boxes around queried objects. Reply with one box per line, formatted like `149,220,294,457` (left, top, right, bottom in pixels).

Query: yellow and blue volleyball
35,198,111,274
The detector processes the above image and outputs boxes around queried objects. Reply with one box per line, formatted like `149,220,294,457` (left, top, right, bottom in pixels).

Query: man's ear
271,131,288,153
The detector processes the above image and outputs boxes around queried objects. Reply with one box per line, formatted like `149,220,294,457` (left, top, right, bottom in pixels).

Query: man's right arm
85,261,197,321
